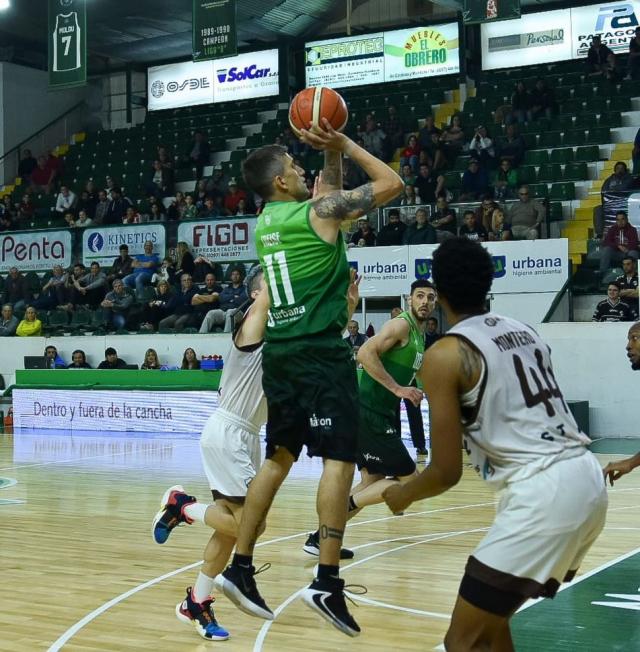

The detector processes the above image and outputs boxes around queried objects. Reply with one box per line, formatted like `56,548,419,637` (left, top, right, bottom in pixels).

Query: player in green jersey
215,119,403,637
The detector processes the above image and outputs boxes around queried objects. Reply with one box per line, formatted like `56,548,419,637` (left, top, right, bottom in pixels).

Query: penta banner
193,0,237,61
0,229,73,273
48,0,87,90
82,224,166,267
463,0,521,25
178,217,258,262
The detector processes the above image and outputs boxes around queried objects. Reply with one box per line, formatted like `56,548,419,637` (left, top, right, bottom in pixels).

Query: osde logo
216,65,272,83
161,78,211,94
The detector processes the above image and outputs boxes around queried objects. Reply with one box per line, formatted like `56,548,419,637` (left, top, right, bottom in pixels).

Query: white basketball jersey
448,313,590,490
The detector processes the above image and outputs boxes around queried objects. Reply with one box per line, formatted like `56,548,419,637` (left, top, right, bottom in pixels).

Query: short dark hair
388,209,400,219
622,255,637,263
463,210,476,219
410,279,435,294
616,211,628,219
242,145,288,200
119,244,128,251
246,265,264,294
72,349,86,361
427,316,438,325
105,347,117,356
432,237,494,313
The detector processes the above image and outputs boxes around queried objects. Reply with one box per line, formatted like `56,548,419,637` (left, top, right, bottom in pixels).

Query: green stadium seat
563,161,588,181
549,182,575,201
518,166,537,184
539,131,563,148
550,148,574,164
574,113,598,130
562,130,586,147
609,96,631,111
528,183,549,199
537,163,562,183
549,202,564,221
443,171,461,190
585,127,610,144
557,115,575,131
599,111,622,128
575,145,600,162
524,150,549,166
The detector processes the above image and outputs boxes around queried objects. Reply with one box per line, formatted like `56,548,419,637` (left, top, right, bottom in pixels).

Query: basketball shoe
214,563,274,620
303,530,354,559
175,587,230,641
300,576,361,637
152,485,196,544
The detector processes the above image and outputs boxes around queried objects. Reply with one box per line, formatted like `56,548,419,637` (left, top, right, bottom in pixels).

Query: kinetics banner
48,0,87,89
193,0,237,61
82,224,166,268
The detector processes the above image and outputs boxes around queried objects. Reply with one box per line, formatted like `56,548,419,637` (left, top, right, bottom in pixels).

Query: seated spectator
199,270,247,333
592,283,635,321
468,125,495,169
151,257,176,287
46,149,63,185
107,244,133,286
55,186,77,215
224,179,248,215
18,149,37,184
167,191,187,221
97,347,128,369
100,278,134,331
67,350,91,369
192,272,224,328
603,162,634,192
93,190,109,225
528,79,557,122
475,196,499,232
383,105,405,152
616,255,639,320
459,159,490,202
123,240,160,298
71,261,107,308
344,320,367,353
16,305,42,337
182,194,198,220
377,209,407,246
34,264,67,310
439,114,465,163
400,135,421,174
0,304,18,336
362,117,387,160
349,217,376,248
194,179,210,210
418,116,445,170
488,207,513,241
77,190,97,220
192,254,222,284
74,209,93,228
415,163,444,205
628,27,640,80
343,156,368,190
139,279,175,331
45,345,66,368
235,198,251,216
141,348,161,370
104,187,132,225
175,241,195,281
587,35,616,79
458,210,488,241
402,208,437,245
158,273,199,332
17,193,35,222
59,263,86,311
30,156,55,194
181,347,201,370
145,160,175,198
184,130,211,177
600,211,639,277
399,184,419,208
199,196,222,218
496,124,526,168
493,158,519,200
4,267,31,312
508,81,531,124
0,204,15,232
508,185,544,239
63,211,77,227
400,164,416,188
122,206,141,224
157,144,174,170
430,196,457,241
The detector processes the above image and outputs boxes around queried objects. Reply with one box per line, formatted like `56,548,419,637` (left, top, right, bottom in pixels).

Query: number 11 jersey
448,313,590,490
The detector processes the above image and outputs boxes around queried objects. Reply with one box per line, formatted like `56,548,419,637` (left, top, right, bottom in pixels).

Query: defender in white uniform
384,238,608,652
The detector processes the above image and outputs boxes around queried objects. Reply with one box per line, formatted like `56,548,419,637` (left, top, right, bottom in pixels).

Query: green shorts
357,404,416,477
262,334,359,463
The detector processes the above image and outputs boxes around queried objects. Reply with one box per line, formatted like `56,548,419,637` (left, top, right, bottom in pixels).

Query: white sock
183,502,209,524
192,571,216,603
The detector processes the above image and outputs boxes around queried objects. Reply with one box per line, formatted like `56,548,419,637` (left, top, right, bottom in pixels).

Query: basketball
288,86,348,137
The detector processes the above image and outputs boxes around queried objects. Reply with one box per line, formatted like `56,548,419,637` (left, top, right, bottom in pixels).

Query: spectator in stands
72,261,107,308
181,347,201,370
377,209,407,246
458,210,488,241
344,320,367,353
0,304,18,336
148,202,166,222
400,135,421,175
343,157,367,190
459,159,490,202
415,163,444,205
496,124,526,167
63,211,77,227
34,264,67,310
603,161,634,192
362,117,387,160
74,209,93,228
141,348,161,370
628,27,640,80
199,270,247,333
139,279,174,331
439,114,465,163
67,350,91,369
418,116,445,170
123,240,160,299
424,317,442,350
468,125,495,169
158,273,199,332
192,272,224,326
183,194,197,220
107,244,133,286
616,255,639,319
45,345,66,368
592,284,635,321
93,190,109,225
30,156,55,194
60,263,86,311
384,105,405,152
5,267,31,312
167,191,187,221
16,305,42,337
587,35,616,79
192,253,221,284
528,79,557,122
475,196,499,232
400,163,416,188
18,149,37,184
402,208,437,245
152,256,176,287
194,179,210,210
145,159,175,198
157,145,174,170
17,193,35,223
199,196,221,218
97,347,128,369
224,179,248,215
508,81,531,125
100,278,134,331
399,184,419,208
55,185,77,216
104,187,132,225
600,211,640,276
430,196,457,241
235,198,251,216
0,201,15,232
185,130,211,177
349,217,377,248
46,149,63,185
488,207,513,241
493,158,519,200
77,190,96,221
509,185,544,239
175,241,195,281
122,206,140,225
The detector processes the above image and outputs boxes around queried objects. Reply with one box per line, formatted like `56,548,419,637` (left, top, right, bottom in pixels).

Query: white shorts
200,411,261,499
468,451,608,599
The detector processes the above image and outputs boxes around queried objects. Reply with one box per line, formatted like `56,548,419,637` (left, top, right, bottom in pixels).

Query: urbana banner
48,0,87,90
192,0,237,62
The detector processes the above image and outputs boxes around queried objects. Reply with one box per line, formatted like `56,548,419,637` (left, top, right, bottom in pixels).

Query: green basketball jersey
359,312,425,418
53,12,81,72
255,199,350,341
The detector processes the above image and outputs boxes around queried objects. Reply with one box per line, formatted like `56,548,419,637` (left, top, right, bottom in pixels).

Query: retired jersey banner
178,217,258,262
193,0,237,61
48,0,87,89
463,0,521,25
81,224,166,268
0,229,73,273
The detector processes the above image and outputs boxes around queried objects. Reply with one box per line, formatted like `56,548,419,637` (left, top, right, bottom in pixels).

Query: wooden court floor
1,429,639,652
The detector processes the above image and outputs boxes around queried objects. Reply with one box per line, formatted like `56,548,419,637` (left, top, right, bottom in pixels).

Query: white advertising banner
0,229,73,273
305,23,460,89
148,49,279,111
571,1,640,57
177,217,257,262
82,224,166,268
347,246,410,297
12,389,219,434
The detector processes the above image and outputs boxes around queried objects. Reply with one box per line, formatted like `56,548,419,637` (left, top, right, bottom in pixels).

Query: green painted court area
512,550,640,651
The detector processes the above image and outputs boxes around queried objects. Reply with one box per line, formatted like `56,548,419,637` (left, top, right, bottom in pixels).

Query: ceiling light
0,0,10,10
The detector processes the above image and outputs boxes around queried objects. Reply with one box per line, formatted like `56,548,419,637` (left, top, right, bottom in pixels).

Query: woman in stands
488,207,512,241
141,348,161,370
16,306,42,337
175,241,195,282
181,348,201,370
439,114,465,165
139,279,175,332
508,81,531,125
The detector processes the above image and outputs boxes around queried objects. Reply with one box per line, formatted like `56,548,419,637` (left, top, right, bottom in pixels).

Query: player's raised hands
300,118,349,152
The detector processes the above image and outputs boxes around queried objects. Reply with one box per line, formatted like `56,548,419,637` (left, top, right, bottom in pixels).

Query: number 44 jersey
449,313,591,490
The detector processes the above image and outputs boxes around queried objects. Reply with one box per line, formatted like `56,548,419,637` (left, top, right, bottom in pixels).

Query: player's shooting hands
300,118,349,152
383,484,412,513
395,386,423,407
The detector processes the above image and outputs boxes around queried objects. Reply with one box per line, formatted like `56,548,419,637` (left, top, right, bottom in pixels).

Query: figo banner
82,224,166,268
0,229,73,273
178,217,257,262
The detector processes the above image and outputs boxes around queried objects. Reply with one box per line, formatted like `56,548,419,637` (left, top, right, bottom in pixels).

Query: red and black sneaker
151,484,196,544
175,587,230,640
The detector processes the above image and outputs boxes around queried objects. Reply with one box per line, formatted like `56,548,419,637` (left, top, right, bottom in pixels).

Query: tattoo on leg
319,525,345,541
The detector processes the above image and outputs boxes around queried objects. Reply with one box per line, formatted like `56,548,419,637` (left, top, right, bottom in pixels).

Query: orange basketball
289,86,348,137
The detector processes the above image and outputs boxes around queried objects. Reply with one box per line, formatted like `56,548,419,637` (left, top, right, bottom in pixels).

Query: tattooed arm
315,150,343,196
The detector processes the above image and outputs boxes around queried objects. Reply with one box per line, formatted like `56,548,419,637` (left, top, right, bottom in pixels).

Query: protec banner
82,224,166,268
0,229,73,273
177,217,258,262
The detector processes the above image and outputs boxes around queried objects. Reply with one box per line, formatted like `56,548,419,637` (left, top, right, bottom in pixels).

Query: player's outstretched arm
357,319,423,406
346,269,361,320
383,338,464,513
604,452,640,486
235,280,270,349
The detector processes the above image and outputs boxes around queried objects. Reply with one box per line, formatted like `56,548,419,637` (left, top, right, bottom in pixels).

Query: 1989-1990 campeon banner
193,0,237,61
48,0,87,89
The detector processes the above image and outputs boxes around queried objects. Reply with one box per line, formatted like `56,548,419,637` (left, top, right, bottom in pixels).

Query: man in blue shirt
123,240,160,298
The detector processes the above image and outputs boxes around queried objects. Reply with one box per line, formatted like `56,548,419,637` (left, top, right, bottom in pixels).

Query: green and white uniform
53,12,81,72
